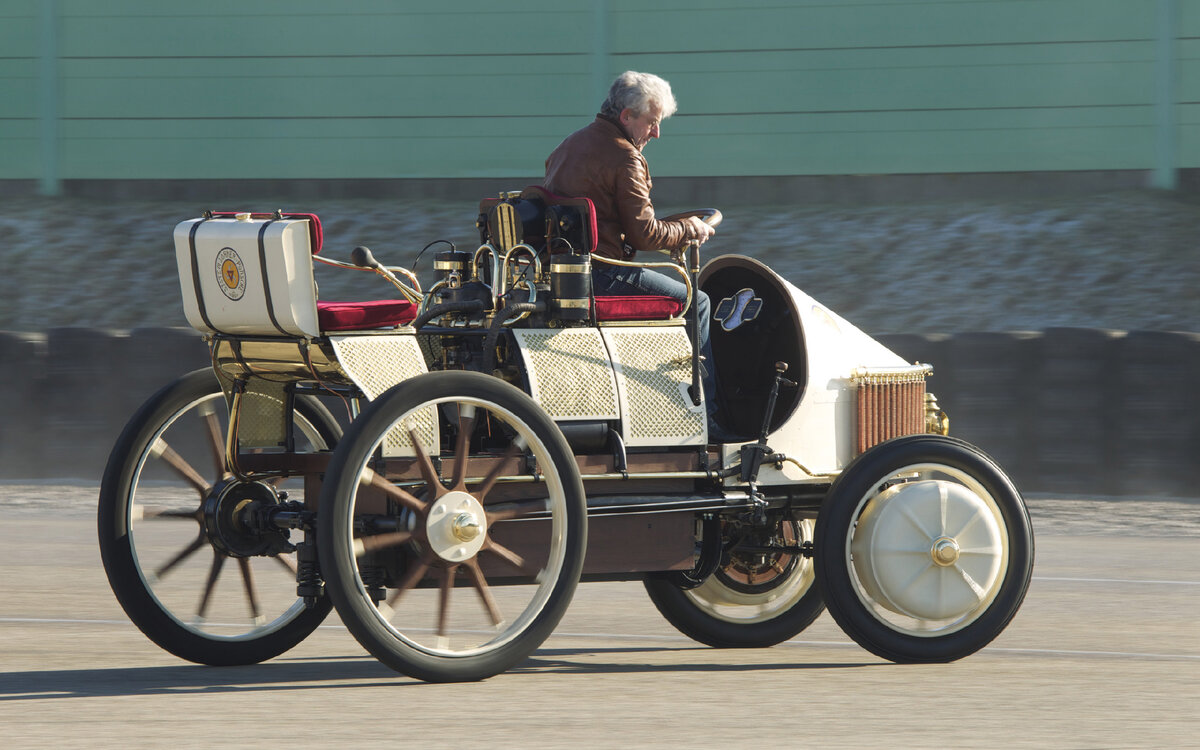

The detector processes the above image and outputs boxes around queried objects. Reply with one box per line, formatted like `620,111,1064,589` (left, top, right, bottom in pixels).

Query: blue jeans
592,263,718,418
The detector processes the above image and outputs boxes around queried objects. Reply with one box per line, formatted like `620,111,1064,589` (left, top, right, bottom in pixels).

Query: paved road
1,486,1197,749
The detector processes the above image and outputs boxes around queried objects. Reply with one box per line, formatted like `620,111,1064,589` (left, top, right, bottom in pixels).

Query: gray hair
599,71,678,120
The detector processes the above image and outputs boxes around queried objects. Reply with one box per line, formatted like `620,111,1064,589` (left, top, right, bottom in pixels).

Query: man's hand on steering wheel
685,215,716,245
661,209,722,255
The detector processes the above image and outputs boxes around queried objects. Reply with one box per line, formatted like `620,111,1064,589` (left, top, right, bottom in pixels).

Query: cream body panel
706,256,909,482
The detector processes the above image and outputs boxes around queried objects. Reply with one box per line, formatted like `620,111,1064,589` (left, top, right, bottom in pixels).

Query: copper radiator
853,366,933,455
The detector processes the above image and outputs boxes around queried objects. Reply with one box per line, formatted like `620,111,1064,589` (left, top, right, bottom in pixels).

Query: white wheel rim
348,396,569,658
127,393,327,641
685,519,816,624
845,464,1010,637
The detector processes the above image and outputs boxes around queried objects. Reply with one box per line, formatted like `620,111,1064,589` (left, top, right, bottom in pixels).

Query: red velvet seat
514,188,686,323
594,295,682,321
317,299,418,331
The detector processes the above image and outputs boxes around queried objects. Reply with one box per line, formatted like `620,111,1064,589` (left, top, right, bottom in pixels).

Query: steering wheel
662,208,723,229
656,209,722,262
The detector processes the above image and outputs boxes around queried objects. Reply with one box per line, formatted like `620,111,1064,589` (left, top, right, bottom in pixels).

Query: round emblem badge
214,247,247,301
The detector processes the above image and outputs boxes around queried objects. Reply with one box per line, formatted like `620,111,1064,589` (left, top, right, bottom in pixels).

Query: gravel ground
1,189,1198,334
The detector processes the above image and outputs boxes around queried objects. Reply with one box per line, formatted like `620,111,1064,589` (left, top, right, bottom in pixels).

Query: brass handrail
590,253,693,319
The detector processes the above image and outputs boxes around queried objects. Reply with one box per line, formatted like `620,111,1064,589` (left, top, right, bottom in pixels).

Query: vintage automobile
98,188,1034,683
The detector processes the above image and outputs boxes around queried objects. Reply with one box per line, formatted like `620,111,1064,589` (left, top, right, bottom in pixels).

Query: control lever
687,241,703,406
352,245,410,296
740,361,797,485
351,245,379,268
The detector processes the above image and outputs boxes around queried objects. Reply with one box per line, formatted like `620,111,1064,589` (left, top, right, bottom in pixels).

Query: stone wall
3,327,1197,496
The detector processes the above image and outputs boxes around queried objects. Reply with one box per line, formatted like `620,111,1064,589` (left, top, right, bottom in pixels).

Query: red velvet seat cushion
594,295,682,321
317,300,417,331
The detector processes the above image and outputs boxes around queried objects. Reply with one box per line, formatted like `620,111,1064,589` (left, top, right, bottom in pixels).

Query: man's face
621,105,662,151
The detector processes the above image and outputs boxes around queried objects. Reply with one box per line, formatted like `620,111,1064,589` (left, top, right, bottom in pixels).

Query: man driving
544,70,731,440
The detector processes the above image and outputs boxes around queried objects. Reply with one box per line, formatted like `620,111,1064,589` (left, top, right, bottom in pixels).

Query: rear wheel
318,371,586,683
98,368,339,665
644,514,824,648
815,435,1034,663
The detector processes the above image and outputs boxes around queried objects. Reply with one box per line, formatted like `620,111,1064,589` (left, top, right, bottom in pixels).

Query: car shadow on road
0,657,411,700
516,646,877,676
0,647,878,699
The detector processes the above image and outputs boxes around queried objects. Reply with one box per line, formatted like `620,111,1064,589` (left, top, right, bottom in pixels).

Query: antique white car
98,188,1033,682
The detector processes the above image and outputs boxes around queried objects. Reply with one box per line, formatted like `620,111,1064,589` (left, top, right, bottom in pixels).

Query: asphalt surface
1,486,1197,749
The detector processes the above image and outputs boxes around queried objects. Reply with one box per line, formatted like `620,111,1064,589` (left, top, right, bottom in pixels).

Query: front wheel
318,371,587,683
815,435,1034,663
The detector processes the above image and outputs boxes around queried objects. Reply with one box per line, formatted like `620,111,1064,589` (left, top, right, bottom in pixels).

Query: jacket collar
596,113,638,149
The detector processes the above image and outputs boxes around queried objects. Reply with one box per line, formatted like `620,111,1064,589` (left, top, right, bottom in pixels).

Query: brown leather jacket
544,115,703,260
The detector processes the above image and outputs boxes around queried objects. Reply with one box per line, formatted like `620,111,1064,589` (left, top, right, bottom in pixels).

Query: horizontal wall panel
669,106,1156,138
623,40,1157,76
1178,0,1200,37
656,61,1155,114
58,8,591,58
0,1,36,56
1173,39,1200,100
60,74,593,119
58,0,572,16
1174,103,1200,165
611,1,1155,53
58,55,591,82
0,61,37,119
58,58,592,119
0,120,37,176
653,126,1155,175
56,109,1154,179
58,134,554,179
59,116,584,141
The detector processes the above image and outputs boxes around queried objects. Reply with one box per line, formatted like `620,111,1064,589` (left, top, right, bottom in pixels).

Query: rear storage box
174,215,319,337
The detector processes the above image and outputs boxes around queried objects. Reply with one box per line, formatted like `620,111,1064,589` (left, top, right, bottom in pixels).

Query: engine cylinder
550,253,592,321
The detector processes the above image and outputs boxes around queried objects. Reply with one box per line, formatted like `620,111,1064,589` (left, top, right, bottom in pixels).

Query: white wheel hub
427,491,488,562
851,479,1005,621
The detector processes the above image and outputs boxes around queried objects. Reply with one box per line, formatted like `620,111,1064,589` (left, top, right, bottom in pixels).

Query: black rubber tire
814,434,1034,663
318,370,587,683
98,368,339,666
643,516,824,648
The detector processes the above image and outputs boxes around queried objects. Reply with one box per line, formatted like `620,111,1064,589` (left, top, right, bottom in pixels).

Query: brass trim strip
552,263,591,273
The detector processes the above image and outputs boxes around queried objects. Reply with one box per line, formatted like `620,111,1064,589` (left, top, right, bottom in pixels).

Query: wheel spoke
463,558,503,625
151,438,211,497
472,435,528,502
437,564,457,637
237,557,264,622
361,469,427,513
897,500,938,540
449,404,477,490
200,404,227,479
407,424,446,499
273,554,298,576
386,549,436,608
484,499,548,523
482,538,535,576
354,530,414,557
955,566,989,602
140,506,201,521
154,532,207,579
197,551,227,620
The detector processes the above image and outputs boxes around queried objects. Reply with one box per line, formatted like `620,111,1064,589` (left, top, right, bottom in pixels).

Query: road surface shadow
518,646,876,675
0,658,406,699
0,646,877,699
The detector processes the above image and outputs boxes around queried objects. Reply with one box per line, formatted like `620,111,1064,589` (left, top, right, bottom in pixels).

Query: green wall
1,0,1192,193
